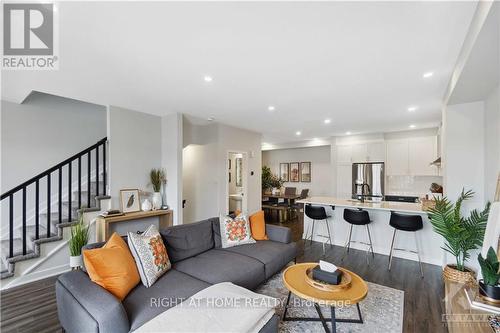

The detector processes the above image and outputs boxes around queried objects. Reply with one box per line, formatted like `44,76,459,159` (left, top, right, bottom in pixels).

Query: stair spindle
9,195,13,258
47,173,51,236
96,145,99,197
78,156,81,209
22,187,26,255
103,142,106,195
87,152,91,208
35,180,39,240
58,167,62,224
68,161,72,222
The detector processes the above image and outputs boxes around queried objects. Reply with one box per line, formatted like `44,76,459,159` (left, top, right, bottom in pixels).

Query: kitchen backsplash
386,175,443,197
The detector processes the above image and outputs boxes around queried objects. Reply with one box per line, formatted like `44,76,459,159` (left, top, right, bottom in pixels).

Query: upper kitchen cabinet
409,136,438,176
367,142,385,161
386,140,409,175
336,142,386,163
386,136,438,176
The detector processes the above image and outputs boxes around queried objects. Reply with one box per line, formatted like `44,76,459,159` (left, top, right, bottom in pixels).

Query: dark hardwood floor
1,216,447,333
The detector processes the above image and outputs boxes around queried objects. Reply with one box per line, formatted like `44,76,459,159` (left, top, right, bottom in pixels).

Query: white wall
1,93,107,192
443,101,485,208
262,146,333,196
182,118,262,223
1,93,106,233
107,106,162,209
161,113,183,225
484,84,500,202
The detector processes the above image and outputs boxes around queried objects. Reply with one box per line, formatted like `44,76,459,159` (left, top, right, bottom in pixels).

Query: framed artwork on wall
300,162,311,182
235,157,243,187
280,163,289,182
120,189,141,213
289,162,300,182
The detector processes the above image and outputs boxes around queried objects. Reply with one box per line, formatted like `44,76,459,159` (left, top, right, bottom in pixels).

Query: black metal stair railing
1,137,107,259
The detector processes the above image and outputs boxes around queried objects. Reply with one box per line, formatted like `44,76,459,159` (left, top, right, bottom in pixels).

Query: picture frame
300,162,311,182
235,157,243,187
280,163,289,182
289,162,300,182
120,189,141,213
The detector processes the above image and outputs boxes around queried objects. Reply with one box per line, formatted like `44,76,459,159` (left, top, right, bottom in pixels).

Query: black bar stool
342,208,374,264
388,212,424,277
304,205,333,249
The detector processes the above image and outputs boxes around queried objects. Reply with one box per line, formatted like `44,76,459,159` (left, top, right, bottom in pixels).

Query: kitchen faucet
355,183,371,203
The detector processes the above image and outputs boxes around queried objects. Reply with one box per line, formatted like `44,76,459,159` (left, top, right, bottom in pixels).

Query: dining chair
284,187,297,195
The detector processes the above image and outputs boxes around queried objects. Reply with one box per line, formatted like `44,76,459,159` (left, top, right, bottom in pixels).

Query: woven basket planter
443,265,476,284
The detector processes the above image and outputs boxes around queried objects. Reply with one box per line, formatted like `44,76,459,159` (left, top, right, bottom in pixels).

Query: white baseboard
1,263,70,290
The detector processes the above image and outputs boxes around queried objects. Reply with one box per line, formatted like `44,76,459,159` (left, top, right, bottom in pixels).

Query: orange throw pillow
83,232,140,300
249,211,269,241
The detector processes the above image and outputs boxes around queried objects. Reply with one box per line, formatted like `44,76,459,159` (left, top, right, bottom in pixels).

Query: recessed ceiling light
409,124,416,129
295,131,302,136
345,131,351,135
204,76,213,82
408,106,418,112
268,106,275,111
324,119,331,124
207,117,215,122
423,72,434,78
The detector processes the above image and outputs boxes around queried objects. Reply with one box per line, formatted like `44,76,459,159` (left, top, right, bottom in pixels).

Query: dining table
262,193,301,222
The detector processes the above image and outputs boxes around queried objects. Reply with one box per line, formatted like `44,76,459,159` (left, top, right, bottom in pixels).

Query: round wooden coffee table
282,262,368,333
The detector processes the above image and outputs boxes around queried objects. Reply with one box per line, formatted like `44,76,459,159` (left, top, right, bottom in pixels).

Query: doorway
227,152,248,215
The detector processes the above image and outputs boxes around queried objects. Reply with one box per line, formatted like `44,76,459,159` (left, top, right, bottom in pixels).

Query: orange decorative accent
149,235,169,271
83,232,140,300
250,211,268,240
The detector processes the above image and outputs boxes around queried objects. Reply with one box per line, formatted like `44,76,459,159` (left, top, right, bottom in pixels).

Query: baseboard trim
1,263,70,290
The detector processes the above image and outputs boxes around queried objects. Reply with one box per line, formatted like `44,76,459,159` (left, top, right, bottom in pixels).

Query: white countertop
297,196,428,214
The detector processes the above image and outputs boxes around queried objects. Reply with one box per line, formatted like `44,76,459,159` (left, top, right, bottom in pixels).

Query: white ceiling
2,1,477,144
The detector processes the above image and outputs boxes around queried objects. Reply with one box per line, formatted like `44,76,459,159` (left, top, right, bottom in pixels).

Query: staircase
0,138,109,280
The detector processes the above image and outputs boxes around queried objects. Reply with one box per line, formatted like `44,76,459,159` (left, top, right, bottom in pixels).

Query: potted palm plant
478,247,500,303
150,168,166,210
427,189,490,283
69,215,89,269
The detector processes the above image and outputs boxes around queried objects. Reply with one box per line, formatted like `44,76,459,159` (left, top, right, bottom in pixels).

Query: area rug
255,270,404,333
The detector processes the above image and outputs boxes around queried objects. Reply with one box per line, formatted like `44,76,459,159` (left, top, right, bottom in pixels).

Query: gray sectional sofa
56,217,298,333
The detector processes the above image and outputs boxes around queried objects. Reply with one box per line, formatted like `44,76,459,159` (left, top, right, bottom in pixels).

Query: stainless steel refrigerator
351,162,385,200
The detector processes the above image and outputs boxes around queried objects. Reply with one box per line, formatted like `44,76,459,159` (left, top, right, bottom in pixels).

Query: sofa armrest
265,224,292,244
56,270,130,333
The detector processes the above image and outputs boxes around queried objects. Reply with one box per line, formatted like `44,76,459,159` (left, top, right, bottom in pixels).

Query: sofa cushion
123,269,211,331
219,214,256,248
173,249,266,290
160,218,216,263
221,241,297,279
212,218,223,248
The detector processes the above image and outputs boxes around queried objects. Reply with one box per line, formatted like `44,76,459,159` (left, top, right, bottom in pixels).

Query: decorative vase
141,199,152,211
272,188,278,195
69,255,82,269
478,280,500,303
442,264,475,284
161,181,169,209
152,192,162,210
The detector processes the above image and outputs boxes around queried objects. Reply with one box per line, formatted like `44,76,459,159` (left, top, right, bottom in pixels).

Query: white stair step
0,238,34,258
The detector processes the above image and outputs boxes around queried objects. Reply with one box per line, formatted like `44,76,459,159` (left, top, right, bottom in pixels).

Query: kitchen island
297,196,444,266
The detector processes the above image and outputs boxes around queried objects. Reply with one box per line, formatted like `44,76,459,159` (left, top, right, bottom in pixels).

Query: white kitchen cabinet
409,137,438,176
386,136,438,176
337,145,352,164
367,142,385,162
336,164,352,198
351,144,368,163
386,140,409,175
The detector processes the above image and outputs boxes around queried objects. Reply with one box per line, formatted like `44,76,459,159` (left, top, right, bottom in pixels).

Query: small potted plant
427,189,490,283
262,166,285,194
478,247,500,303
69,215,89,269
150,168,166,210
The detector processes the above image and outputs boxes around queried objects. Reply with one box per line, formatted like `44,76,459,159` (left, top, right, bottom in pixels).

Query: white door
409,137,438,176
351,144,368,163
337,164,352,199
367,142,386,162
386,139,409,175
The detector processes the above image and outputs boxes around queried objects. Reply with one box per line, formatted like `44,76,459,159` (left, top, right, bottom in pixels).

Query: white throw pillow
128,225,171,288
219,214,256,248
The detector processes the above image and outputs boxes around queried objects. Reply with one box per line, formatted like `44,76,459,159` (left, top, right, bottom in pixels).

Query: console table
96,210,173,241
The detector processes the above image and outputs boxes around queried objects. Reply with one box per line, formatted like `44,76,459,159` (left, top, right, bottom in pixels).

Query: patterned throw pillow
128,225,171,288
219,214,256,248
